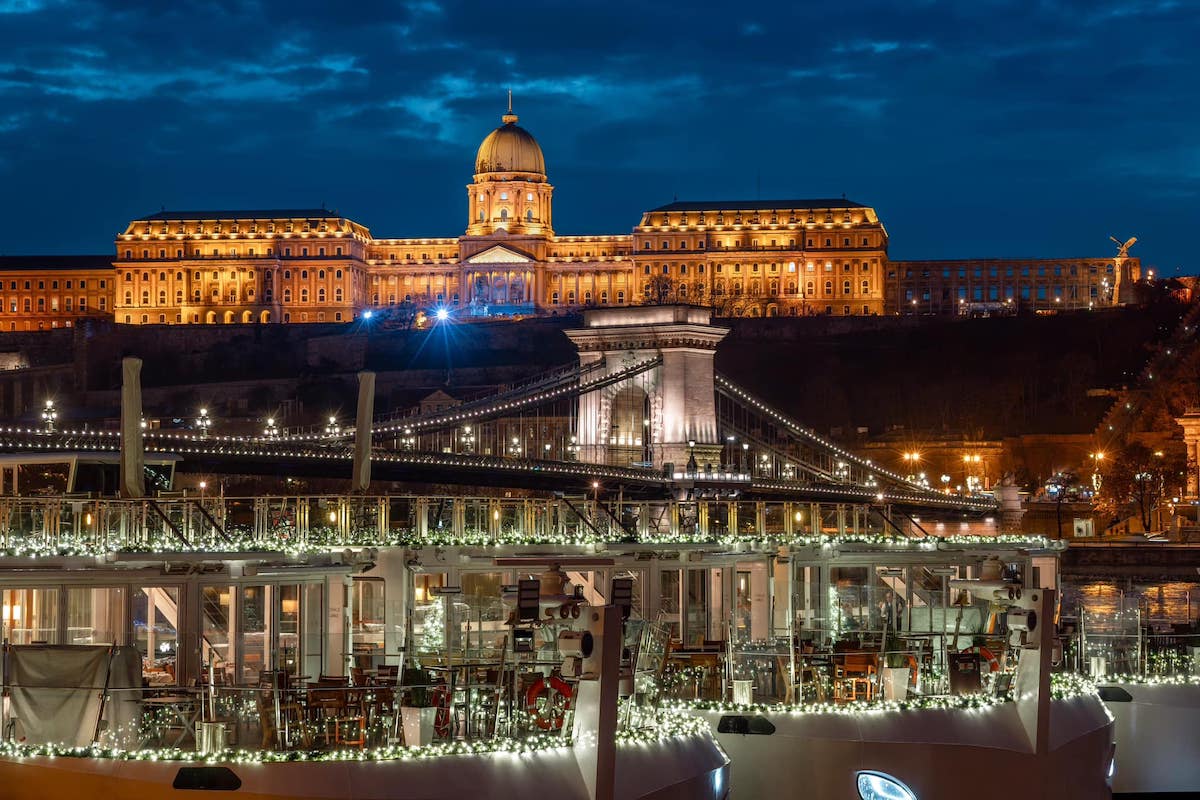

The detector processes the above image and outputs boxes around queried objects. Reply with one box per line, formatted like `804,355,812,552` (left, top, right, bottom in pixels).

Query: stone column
1176,411,1200,499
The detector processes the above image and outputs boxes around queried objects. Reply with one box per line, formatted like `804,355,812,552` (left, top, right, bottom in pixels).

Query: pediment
465,245,534,264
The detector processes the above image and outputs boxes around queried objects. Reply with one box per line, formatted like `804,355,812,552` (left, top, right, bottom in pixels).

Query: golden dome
474,102,546,177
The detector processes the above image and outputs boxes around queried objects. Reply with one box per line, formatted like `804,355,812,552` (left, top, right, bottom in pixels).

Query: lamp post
41,399,57,433
962,453,982,494
687,439,697,476
1090,451,1106,491
196,407,211,438
324,415,340,438
264,417,279,439
902,451,921,482
741,442,749,475
462,425,476,454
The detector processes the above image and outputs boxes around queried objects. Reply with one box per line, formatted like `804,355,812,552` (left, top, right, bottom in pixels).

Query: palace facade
0,104,1138,330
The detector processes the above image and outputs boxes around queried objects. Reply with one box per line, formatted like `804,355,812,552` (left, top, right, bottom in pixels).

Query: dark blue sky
0,0,1195,272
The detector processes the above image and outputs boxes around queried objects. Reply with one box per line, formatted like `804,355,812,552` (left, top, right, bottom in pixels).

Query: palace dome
474,106,546,177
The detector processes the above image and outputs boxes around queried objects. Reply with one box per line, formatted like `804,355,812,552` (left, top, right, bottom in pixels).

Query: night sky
0,0,1195,272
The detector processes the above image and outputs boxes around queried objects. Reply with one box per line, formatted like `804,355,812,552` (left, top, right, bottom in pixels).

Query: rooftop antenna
507,88,513,115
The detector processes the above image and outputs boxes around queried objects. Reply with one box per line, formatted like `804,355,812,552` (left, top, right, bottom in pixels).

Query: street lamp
41,399,57,433
324,415,340,438
742,442,749,474
264,417,279,439
196,407,211,438
687,439,697,476
461,425,476,454
1090,451,1106,491
591,480,600,502
962,453,982,493
198,479,208,500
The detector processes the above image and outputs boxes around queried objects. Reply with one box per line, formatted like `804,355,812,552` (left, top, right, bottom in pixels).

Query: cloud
0,0,1193,269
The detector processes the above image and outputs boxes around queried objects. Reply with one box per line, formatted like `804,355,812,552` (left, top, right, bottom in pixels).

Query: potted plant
400,667,437,746
881,636,912,701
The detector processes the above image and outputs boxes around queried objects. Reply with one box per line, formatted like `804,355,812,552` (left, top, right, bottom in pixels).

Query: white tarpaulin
98,646,143,749
6,644,110,746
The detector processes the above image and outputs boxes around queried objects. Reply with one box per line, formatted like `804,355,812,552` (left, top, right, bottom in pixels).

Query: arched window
861,279,870,293
158,290,166,303
300,288,309,302
842,280,851,295
678,284,688,298
806,281,814,296
551,292,560,304
318,270,325,279
124,291,132,304
499,209,508,220
176,272,183,280
824,280,833,295
335,269,343,279
158,272,166,281
318,288,326,302
526,209,533,222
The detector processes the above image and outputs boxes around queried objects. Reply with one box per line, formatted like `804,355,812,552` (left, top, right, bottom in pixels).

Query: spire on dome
502,89,518,125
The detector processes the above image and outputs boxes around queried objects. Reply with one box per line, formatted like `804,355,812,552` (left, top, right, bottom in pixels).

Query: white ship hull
689,695,1113,800
0,733,729,800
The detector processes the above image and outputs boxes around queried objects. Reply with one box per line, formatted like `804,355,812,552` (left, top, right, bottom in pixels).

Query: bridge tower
565,305,728,473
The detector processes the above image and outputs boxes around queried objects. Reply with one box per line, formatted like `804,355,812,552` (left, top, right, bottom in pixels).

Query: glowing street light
41,399,57,433
264,417,279,439
435,308,449,321
325,415,340,438
196,407,211,437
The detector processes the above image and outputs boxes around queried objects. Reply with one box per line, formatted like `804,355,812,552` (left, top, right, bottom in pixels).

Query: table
144,694,200,747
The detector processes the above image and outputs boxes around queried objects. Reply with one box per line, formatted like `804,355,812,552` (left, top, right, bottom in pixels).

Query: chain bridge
0,306,999,524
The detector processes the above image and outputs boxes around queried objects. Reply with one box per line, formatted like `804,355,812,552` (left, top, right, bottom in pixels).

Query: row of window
905,285,1100,302
645,210,856,227
123,268,347,282
124,245,352,259
900,264,1114,280
638,261,876,276
641,234,876,251
0,296,104,313
1,278,105,290
137,220,334,236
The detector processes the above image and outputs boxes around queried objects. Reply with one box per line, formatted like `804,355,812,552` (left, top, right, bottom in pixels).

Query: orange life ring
524,674,573,730
962,645,1001,673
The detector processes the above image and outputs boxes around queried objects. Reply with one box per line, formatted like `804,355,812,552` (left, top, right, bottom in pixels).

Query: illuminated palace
0,103,1138,330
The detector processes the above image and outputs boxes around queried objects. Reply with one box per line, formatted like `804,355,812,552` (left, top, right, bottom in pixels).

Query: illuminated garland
0,707,707,764
1099,673,1200,686
0,527,1057,561
673,694,1004,715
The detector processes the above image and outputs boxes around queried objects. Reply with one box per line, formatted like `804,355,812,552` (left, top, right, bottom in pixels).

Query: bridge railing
0,495,917,555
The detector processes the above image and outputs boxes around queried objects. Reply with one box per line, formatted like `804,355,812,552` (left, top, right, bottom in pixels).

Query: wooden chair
256,670,307,749
308,675,349,745
834,652,877,702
